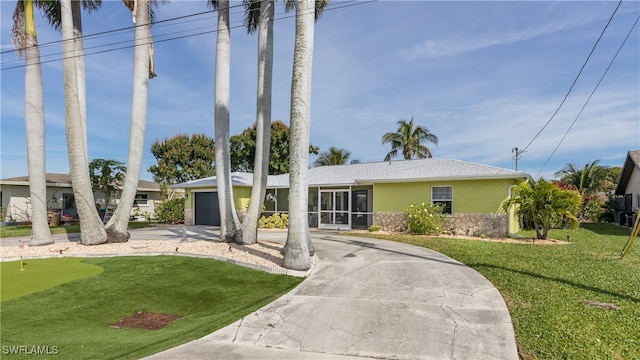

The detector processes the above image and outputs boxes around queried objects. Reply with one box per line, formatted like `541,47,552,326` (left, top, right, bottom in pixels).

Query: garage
194,192,220,226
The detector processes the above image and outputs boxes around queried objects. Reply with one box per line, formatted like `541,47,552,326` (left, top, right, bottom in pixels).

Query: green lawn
0,256,303,359
1,258,104,301
357,223,640,359
0,222,151,238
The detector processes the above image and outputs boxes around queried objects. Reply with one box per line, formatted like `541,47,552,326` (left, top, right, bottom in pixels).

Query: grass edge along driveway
1,256,303,359
355,223,640,360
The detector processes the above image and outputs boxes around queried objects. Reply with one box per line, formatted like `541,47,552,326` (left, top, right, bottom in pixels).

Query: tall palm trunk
105,0,151,242
214,0,241,242
284,0,315,270
71,0,88,160
23,0,53,246
240,0,274,245
61,0,107,245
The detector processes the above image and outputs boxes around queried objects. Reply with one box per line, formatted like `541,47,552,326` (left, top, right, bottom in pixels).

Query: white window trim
431,185,453,214
134,193,149,206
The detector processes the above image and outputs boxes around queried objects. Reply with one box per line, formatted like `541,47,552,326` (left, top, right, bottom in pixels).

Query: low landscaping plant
368,225,381,232
404,202,445,235
258,213,288,229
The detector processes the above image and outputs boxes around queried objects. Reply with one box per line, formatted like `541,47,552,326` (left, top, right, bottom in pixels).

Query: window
432,186,452,214
134,193,148,206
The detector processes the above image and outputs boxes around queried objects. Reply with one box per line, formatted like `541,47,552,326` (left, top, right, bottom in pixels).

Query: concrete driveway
145,228,519,360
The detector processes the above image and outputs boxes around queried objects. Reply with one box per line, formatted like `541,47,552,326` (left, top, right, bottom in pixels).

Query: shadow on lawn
469,262,640,304
581,222,633,237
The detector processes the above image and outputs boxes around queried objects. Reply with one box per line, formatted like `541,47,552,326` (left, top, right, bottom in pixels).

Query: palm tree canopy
284,0,329,21
12,0,102,56
381,116,438,161
313,146,351,167
554,160,607,196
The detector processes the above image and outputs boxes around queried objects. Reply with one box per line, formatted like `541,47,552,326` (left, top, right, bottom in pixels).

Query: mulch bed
111,311,182,330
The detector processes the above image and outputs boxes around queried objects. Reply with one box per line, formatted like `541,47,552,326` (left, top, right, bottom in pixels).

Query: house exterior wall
373,179,517,213
372,179,521,236
1,185,32,222
0,184,160,222
180,178,522,235
627,167,640,211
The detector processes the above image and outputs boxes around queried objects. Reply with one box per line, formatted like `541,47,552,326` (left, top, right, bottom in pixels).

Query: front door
351,190,369,229
319,190,350,229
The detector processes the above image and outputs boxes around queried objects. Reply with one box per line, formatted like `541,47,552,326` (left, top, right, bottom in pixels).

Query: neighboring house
615,150,640,222
0,173,161,222
172,158,531,237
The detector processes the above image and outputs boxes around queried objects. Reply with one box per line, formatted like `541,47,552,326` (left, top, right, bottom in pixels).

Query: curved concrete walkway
145,230,519,360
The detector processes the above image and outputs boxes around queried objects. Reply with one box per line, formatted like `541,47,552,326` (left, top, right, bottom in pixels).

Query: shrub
368,225,381,232
155,198,184,224
404,202,445,235
258,213,288,229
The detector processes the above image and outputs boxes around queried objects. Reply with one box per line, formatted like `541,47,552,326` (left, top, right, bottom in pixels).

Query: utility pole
512,147,525,171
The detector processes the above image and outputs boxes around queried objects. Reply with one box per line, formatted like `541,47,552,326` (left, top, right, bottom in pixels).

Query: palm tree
284,0,317,270
61,0,107,245
313,147,351,166
13,0,102,245
554,160,606,196
209,0,241,242
12,0,55,246
238,0,274,245
501,179,581,240
382,117,438,161
105,0,153,242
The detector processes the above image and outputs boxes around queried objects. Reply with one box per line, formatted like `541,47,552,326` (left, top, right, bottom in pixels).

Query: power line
518,0,623,154
535,14,640,178
1,0,376,71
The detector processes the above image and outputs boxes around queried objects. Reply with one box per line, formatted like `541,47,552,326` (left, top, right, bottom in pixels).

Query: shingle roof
0,173,160,191
615,150,640,195
173,158,530,189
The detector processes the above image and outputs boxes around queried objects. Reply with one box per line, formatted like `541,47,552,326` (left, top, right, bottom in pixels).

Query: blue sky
1,0,639,182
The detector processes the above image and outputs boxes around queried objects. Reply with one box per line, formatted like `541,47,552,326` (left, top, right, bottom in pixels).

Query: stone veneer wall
184,209,194,225
373,211,508,238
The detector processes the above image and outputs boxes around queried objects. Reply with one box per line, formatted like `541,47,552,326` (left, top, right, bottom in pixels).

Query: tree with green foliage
148,133,216,186
554,160,608,196
382,117,438,161
554,160,623,221
502,179,582,240
155,197,184,224
313,146,352,167
88,158,126,218
231,120,319,175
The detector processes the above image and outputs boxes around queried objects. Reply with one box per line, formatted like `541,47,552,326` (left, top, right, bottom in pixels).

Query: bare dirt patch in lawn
111,311,182,330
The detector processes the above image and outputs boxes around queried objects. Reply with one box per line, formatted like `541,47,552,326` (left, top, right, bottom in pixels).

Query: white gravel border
1,240,314,278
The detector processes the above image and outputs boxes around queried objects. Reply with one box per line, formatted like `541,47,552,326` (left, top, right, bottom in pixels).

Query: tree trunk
214,0,240,242
24,0,53,246
240,0,274,245
71,0,88,161
61,0,107,245
106,0,151,243
284,0,314,270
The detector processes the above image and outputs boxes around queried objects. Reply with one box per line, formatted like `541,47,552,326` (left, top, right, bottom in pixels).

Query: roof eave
358,174,530,184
